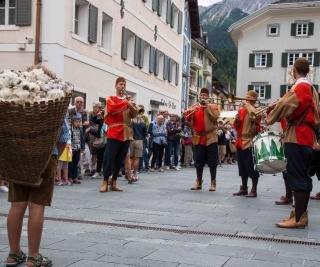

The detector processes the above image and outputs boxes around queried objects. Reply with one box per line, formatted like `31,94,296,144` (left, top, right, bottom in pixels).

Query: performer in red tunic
183,88,220,191
233,90,261,197
266,58,320,228
100,77,139,193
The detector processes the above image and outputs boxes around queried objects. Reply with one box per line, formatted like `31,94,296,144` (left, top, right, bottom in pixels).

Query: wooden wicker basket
0,92,72,186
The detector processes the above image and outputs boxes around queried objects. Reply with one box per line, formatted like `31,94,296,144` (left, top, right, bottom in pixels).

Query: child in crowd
56,141,72,186
69,116,85,184
182,125,193,167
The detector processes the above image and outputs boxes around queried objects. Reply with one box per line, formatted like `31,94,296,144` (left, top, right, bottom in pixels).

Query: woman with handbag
90,105,106,179
150,115,167,172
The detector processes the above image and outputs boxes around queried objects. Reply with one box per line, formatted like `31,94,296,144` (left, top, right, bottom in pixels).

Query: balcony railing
203,64,212,76
190,56,203,69
189,83,198,94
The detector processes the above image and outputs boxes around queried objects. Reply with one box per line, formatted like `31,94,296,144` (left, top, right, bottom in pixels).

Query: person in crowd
309,127,320,200
266,57,320,228
90,104,107,179
217,120,227,166
0,180,8,192
56,137,72,186
69,116,85,184
182,124,193,167
165,114,182,170
99,77,139,193
233,90,261,198
138,105,150,172
130,114,148,181
150,115,167,172
225,124,235,164
68,96,90,177
87,101,103,175
183,87,220,191
6,115,70,267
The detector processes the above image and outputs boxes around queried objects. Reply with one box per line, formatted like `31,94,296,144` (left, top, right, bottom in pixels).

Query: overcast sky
198,0,222,6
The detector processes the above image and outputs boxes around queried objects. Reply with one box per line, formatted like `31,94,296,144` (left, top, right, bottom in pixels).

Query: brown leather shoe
209,180,216,191
233,186,248,196
276,211,308,228
99,180,108,193
110,180,123,191
246,189,257,198
310,192,320,200
191,179,202,190
275,196,293,205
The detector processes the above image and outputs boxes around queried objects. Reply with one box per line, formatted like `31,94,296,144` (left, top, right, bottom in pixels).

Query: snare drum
253,131,286,174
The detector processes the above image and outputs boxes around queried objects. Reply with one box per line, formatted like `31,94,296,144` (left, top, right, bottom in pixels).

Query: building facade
0,0,185,118
228,0,320,109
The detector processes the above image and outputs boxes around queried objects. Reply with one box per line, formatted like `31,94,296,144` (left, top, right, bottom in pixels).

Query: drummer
233,90,261,198
266,58,320,229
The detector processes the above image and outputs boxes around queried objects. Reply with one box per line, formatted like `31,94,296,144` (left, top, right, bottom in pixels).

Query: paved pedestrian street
1,164,320,267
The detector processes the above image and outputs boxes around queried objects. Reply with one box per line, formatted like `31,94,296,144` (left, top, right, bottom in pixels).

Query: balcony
190,56,203,70
203,64,212,76
189,83,198,95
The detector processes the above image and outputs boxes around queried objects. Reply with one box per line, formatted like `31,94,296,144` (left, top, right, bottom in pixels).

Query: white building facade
228,0,320,107
0,0,184,118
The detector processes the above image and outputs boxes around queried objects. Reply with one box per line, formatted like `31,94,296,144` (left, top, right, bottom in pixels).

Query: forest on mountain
201,8,247,91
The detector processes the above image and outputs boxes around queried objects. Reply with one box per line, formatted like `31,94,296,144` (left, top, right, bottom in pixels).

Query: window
249,53,273,68
250,85,271,99
280,85,293,97
170,3,182,33
288,52,313,66
291,22,314,37
101,12,113,52
0,0,16,25
160,0,167,21
126,30,135,64
267,24,279,37
171,60,177,85
184,9,189,30
74,0,89,39
255,54,266,67
142,42,150,72
158,51,165,79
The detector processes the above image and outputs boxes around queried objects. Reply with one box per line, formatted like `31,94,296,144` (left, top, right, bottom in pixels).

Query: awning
219,111,237,124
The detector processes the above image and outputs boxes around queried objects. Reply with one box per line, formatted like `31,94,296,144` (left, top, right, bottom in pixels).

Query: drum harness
283,85,315,140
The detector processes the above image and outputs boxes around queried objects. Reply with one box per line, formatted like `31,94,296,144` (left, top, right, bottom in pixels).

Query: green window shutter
248,85,254,91
178,11,182,34
313,52,320,67
15,0,31,26
88,4,98,43
314,85,319,92
154,49,160,76
168,58,172,83
265,85,271,99
149,46,155,73
175,63,179,86
281,53,288,67
163,55,168,80
157,0,162,16
291,23,297,36
166,0,171,24
170,4,174,28
152,0,158,11
308,22,314,36
280,85,287,97
249,54,255,68
139,39,145,68
267,53,273,67
134,36,140,66
121,27,128,60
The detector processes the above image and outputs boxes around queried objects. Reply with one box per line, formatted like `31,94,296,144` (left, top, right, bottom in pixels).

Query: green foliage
201,8,248,90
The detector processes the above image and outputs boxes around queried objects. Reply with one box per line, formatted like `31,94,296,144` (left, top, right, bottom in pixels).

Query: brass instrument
250,100,278,120
227,93,261,105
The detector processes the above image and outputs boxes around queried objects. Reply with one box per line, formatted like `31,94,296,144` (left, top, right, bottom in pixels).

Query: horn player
233,90,261,198
183,87,220,191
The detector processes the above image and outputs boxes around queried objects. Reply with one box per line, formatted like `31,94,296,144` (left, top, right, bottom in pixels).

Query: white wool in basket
0,68,73,105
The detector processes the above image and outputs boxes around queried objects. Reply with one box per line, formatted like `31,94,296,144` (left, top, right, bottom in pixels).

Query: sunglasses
76,101,83,103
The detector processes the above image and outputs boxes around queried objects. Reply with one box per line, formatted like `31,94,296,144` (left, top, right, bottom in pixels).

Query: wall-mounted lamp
154,25,158,41
120,0,125,19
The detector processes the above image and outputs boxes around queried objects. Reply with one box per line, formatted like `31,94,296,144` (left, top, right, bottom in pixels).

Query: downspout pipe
34,0,42,65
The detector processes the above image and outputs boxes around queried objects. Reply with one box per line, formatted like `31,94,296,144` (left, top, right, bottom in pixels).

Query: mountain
199,0,277,90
